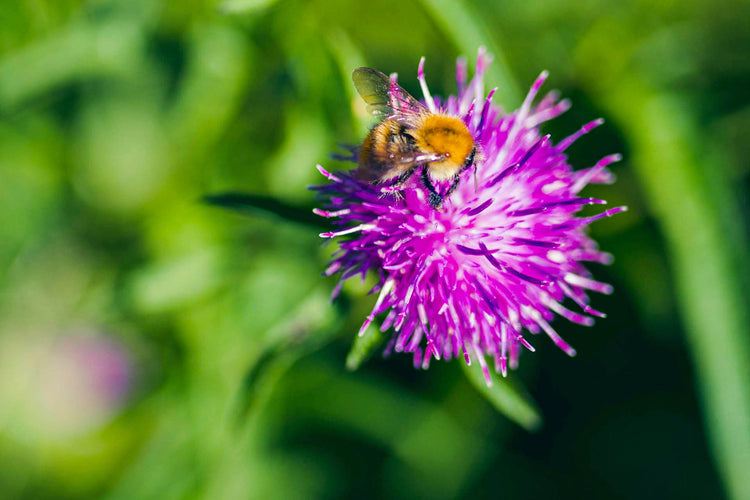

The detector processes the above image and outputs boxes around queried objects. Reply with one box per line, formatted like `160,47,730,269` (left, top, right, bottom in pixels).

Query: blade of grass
461,360,542,432
418,0,521,106
204,192,328,228
576,19,750,496
600,80,750,500
345,324,385,371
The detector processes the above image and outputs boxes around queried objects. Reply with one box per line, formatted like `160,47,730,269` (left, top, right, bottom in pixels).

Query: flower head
313,50,625,382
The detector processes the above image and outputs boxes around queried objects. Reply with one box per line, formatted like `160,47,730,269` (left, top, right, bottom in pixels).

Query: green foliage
0,0,749,498
460,360,542,432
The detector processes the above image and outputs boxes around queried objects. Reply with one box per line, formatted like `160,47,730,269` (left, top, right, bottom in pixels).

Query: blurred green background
1,0,749,498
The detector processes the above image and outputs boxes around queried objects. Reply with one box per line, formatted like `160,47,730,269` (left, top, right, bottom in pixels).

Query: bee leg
461,146,479,193
394,167,416,187
429,192,443,209
444,173,462,199
378,168,416,198
421,165,443,209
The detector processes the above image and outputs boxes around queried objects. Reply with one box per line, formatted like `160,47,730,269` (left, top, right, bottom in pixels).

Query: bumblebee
352,67,478,209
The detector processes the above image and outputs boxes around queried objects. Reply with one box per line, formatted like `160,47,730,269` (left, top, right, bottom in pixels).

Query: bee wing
366,148,446,176
352,67,427,119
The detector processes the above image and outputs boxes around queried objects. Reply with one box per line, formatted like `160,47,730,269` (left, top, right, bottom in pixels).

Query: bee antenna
473,164,478,192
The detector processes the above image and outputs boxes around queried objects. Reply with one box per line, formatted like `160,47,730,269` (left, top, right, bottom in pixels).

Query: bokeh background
1,0,749,498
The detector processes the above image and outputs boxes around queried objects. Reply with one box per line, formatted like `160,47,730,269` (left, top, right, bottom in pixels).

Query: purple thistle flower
313,50,626,383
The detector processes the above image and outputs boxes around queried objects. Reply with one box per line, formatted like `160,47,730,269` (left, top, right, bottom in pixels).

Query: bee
352,67,479,209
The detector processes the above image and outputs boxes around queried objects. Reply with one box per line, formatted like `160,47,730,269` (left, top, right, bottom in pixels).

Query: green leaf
204,192,327,228
461,360,542,432
345,325,385,371
234,286,342,421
